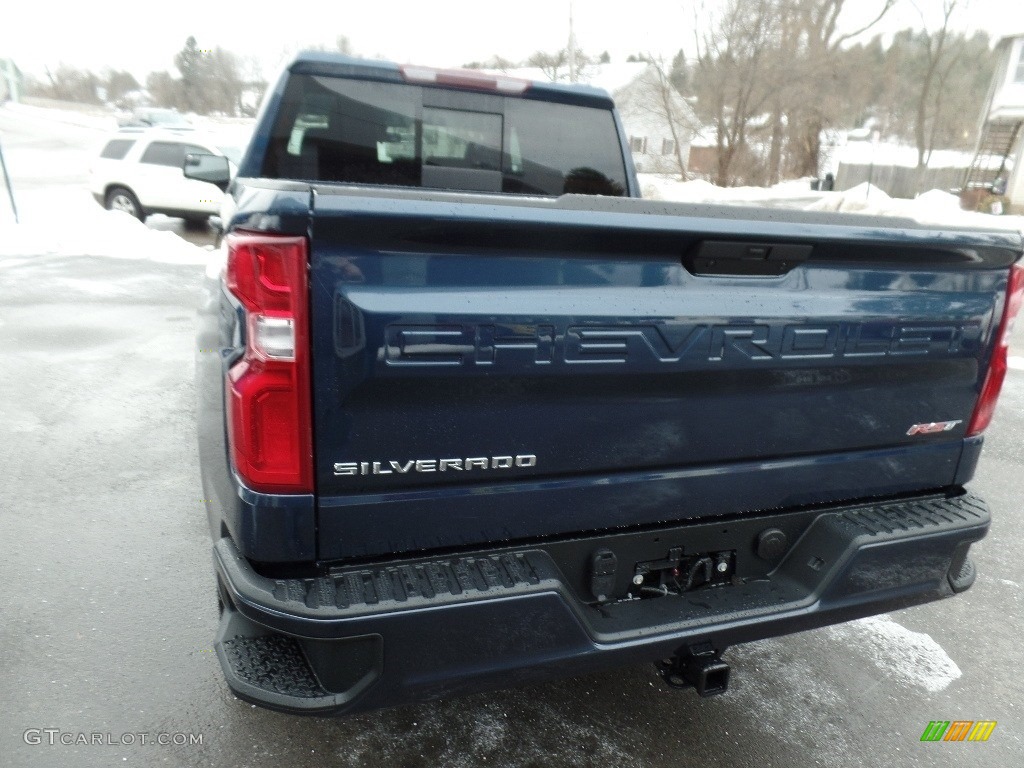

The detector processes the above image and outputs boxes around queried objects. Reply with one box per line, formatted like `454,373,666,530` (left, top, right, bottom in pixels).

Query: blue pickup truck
193,52,1023,715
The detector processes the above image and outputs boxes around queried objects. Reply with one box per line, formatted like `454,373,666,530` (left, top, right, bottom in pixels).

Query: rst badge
334,454,537,477
907,420,963,436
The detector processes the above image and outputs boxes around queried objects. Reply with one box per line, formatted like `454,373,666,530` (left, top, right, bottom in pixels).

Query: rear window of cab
262,74,628,197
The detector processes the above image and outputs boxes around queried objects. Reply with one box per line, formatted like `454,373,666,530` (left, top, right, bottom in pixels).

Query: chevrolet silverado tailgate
307,190,1020,560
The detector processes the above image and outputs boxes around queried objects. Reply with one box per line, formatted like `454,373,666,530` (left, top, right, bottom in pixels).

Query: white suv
90,130,240,224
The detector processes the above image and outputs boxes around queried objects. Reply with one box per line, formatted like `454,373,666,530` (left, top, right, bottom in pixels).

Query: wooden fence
834,163,968,199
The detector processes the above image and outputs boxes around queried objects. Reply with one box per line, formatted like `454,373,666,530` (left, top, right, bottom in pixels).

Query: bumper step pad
216,543,559,622
306,551,543,610
836,493,989,536
219,634,327,699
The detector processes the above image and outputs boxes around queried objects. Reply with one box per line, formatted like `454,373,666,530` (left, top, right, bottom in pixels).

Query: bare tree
462,55,517,72
240,56,269,117
912,0,962,168
471,0,985,191
694,0,780,185
764,12,803,184
104,70,141,108
786,0,897,177
527,49,569,82
201,48,245,116
526,48,597,83
693,0,897,184
42,64,102,104
146,71,179,109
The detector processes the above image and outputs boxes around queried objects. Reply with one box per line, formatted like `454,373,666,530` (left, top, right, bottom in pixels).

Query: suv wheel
105,186,144,221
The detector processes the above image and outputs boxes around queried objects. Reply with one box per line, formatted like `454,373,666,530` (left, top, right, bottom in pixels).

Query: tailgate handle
684,241,813,277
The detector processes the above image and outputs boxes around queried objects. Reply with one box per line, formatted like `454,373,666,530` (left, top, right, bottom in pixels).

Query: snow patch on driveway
727,636,856,767
827,614,961,693
725,612,962,766
341,694,644,768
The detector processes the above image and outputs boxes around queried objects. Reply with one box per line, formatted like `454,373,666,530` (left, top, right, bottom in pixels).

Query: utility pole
568,0,579,83
0,139,18,224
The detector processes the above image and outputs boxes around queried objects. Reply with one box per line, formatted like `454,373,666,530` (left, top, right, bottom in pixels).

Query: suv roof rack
116,126,196,135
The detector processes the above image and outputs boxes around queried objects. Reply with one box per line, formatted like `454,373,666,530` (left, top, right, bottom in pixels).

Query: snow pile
0,195,209,266
642,174,1024,231
805,183,960,215
826,614,962,693
641,174,827,208
806,183,1024,229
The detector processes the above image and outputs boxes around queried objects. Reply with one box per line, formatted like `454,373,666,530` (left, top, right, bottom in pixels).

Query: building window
629,136,647,154
662,138,676,156
1016,46,1024,84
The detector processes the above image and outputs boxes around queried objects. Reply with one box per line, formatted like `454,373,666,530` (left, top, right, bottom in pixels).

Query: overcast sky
4,0,1024,81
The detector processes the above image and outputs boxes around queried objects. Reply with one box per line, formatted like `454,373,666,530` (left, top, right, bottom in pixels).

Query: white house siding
617,99,691,174
987,36,1024,212
606,67,697,176
991,38,1024,120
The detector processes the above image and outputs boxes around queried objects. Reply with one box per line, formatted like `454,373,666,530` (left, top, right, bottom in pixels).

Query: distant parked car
90,129,240,224
118,107,193,129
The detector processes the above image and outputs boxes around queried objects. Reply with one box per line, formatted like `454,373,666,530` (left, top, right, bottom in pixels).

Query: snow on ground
802,182,1022,230
826,615,962,693
641,174,832,209
1,144,96,187
727,612,963,767
4,101,255,141
0,187,209,266
0,102,229,271
832,140,977,170
3,102,119,133
641,173,1024,232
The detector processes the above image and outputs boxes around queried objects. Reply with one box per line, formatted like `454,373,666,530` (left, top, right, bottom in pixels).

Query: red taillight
225,233,313,493
968,262,1024,436
399,64,531,94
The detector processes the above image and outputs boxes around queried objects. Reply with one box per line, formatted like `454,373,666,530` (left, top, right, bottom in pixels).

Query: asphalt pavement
1,104,1022,768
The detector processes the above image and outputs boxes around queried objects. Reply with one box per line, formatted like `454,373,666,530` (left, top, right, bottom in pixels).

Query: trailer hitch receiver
657,645,730,697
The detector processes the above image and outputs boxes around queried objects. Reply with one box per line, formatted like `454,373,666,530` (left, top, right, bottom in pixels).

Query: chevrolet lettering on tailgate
383,321,982,368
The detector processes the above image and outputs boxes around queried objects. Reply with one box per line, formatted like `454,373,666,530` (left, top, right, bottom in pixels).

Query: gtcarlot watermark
24,729,203,746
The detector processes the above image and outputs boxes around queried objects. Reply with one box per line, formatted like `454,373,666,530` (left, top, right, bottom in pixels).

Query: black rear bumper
213,491,989,715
